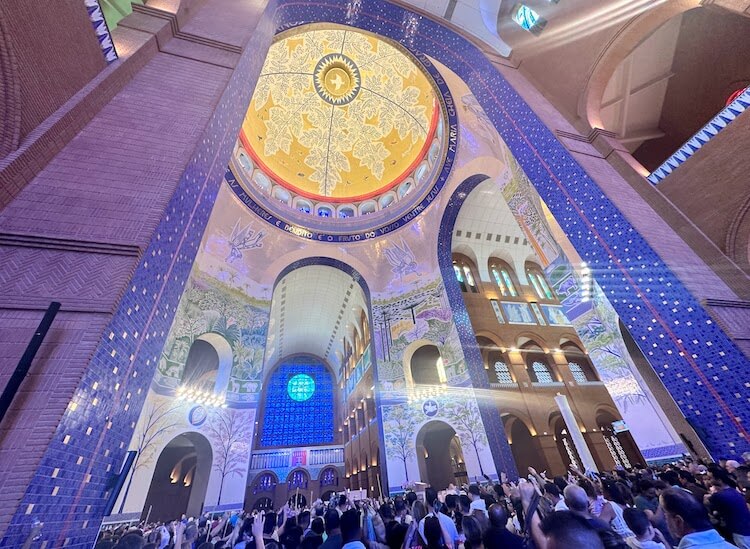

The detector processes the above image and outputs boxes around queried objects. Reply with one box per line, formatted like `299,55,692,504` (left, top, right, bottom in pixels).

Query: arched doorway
416,421,468,490
504,415,547,474
410,345,445,386
181,333,233,394
142,432,212,522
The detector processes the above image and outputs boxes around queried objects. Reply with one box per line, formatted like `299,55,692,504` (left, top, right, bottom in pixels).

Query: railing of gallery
250,446,345,470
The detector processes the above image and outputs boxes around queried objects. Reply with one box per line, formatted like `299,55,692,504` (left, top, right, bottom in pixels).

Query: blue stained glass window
261,358,335,447
513,5,541,31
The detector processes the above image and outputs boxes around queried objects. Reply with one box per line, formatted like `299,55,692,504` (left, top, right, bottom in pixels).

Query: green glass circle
287,374,315,401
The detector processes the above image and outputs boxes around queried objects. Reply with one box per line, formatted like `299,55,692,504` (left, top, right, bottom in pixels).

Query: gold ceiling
240,26,439,203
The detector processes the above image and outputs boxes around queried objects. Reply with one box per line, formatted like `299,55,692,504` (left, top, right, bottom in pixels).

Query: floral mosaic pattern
245,27,437,199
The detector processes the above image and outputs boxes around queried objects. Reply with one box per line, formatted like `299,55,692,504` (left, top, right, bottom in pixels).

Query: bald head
488,504,508,529
564,485,589,513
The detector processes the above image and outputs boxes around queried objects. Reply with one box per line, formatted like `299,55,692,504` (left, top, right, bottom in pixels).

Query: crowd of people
93,454,750,549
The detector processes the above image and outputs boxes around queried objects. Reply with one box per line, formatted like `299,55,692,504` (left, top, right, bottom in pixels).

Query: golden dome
240,26,439,203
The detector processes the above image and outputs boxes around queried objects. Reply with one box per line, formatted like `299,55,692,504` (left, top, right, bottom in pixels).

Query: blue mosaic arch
268,255,389,492
437,174,519,479
4,1,749,546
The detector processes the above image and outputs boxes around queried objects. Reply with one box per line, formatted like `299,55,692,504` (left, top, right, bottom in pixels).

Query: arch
252,497,274,511
438,174,518,477
415,420,467,490
319,466,339,487
550,413,582,472
410,344,444,386
579,1,702,130
452,253,481,293
142,432,212,522
503,414,547,474
561,342,599,382
252,470,279,494
595,408,642,468
488,257,520,297
180,333,233,394
525,260,555,301
725,193,750,274
515,333,548,351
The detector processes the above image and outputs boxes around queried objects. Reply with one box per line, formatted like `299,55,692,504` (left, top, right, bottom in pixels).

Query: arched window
452,256,479,293
254,473,276,494
288,470,309,490
562,343,598,382
531,361,554,384
569,363,589,384
320,468,338,487
523,344,556,383
260,357,335,447
493,361,514,385
526,263,555,300
489,260,518,297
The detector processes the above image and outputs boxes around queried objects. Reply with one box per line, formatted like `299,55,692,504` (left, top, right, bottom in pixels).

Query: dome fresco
240,25,440,204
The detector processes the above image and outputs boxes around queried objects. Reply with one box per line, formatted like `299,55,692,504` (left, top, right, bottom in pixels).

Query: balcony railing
250,445,344,470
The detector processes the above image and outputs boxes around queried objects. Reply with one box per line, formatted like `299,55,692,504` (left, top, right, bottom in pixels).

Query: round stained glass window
287,374,316,401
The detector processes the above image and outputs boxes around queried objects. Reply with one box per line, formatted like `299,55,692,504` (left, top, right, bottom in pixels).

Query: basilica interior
0,0,749,547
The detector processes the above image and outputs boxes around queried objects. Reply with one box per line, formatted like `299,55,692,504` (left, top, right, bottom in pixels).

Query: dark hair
379,503,395,521
115,532,145,549
459,495,471,514
540,511,604,549
406,492,418,506
324,509,340,533
311,517,325,536
659,470,679,486
425,487,439,507
299,511,311,527
338,494,348,507
712,469,737,489
445,494,458,510
637,479,654,493
623,508,650,537
300,536,322,549
423,516,443,549
395,498,407,514
553,476,568,492
340,509,361,543
487,503,508,529
660,487,713,532
264,512,278,536
603,480,626,506
461,516,482,549
544,483,561,498
677,470,696,484
468,485,481,497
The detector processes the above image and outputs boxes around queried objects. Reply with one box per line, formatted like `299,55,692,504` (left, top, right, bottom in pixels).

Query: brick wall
0,0,105,152
0,0,272,540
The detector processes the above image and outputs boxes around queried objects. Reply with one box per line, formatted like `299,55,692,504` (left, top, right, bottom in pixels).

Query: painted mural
114,40,689,521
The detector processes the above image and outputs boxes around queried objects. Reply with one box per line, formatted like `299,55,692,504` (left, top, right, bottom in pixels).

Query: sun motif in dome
313,54,361,106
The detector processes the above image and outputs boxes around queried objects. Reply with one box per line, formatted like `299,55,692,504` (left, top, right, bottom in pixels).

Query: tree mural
205,408,252,505
119,401,182,512
384,406,416,481
443,400,487,476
